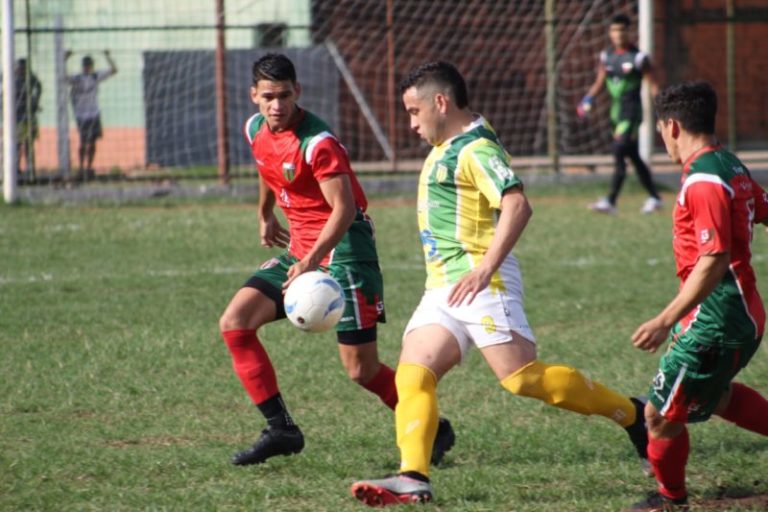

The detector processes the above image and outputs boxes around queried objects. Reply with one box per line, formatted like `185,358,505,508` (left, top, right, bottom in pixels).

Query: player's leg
332,261,455,464
331,261,397,408
629,330,755,509
76,121,86,177
623,128,663,214
473,285,647,467
351,323,462,507
219,255,304,465
607,124,632,206
713,338,768,435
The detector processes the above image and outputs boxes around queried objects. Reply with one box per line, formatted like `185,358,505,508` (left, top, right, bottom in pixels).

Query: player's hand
283,257,318,290
576,95,593,119
631,317,670,353
260,215,290,248
447,267,492,307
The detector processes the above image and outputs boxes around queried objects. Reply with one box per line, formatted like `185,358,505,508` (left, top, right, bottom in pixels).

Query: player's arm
632,252,730,352
447,187,531,306
258,173,289,248
633,181,732,352
283,174,356,286
577,61,606,117
641,56,659,97
104,50,117,76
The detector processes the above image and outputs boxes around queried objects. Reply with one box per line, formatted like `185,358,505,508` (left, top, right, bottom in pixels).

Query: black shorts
77,116,102,143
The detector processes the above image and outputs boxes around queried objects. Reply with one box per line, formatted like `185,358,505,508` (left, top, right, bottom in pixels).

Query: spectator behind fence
65,50,117,180
14,58,42,182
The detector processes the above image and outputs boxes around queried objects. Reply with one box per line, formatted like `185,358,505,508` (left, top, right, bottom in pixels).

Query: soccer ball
284,271,345,333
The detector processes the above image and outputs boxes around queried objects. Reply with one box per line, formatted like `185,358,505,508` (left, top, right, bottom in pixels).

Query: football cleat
624,492,689,511
431,417,456,465
589,197,617,215
351,475,433,507
231,425,304,465
641,197,663,214
625,397,652,477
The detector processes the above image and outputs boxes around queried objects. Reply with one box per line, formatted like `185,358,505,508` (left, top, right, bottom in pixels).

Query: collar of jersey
438,114,487,147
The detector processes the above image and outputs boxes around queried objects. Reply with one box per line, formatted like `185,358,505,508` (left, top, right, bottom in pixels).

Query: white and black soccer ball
284,271,345,333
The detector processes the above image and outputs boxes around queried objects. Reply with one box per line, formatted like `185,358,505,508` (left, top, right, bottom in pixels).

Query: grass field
2,182,768,511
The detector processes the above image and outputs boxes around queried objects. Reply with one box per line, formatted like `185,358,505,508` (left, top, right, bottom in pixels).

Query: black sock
399,471,429,483
256,393,296,429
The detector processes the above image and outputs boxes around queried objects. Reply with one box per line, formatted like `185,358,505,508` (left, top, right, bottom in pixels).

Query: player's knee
500,360,546,398
343,360,369,385
219,307,250,332
395,363,437,398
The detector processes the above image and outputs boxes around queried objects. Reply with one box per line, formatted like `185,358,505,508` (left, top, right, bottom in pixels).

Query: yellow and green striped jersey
418,116,522,290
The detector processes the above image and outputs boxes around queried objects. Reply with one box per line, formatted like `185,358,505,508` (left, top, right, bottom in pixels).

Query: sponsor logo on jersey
489,155,515,181
282,162,296,182
420,229,439,261
622,61,634,73
481,315,496,334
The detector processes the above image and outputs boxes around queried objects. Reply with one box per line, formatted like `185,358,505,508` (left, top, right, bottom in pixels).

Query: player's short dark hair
82,55,94,66
252,53,296,85
654,81,717,135
610,14,631,27
398,61,469,109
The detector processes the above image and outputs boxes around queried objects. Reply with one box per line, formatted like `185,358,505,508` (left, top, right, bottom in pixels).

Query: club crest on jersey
700,228,714,244
621,61,634,73
432,163,449,183
282,163,296,182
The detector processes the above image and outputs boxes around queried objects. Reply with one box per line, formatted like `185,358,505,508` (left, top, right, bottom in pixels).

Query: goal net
7,0,639,180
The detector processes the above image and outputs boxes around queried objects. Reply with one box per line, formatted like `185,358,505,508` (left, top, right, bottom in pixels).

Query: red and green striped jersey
674,145,768,344
244,109,375,264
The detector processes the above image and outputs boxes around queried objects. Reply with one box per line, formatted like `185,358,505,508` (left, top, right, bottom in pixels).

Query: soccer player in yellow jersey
350,61,649,507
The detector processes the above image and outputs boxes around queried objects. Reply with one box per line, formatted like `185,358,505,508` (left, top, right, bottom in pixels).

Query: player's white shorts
404,256,535,360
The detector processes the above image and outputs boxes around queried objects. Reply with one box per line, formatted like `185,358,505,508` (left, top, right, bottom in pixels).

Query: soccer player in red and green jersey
218,53,454,466
628,81,768,511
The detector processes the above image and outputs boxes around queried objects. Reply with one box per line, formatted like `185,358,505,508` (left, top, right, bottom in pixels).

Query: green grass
2,182,768,511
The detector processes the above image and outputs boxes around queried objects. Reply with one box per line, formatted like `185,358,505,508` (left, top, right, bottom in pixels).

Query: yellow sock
501,360,636,427
395,363,439,477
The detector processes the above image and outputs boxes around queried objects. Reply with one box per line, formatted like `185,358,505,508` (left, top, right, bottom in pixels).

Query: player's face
657,119,681,163
609,23,629,48
402,86,446,146
251,79,302,132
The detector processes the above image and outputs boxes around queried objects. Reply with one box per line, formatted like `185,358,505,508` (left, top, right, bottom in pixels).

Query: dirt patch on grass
696,492,768,510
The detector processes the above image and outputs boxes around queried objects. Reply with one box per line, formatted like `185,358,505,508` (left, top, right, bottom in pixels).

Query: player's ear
250,85,259,104
434,92,449,114
294,81,302,101
671,119,681,139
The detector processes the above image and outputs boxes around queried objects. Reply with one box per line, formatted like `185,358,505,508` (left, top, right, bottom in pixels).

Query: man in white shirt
66,50,117,179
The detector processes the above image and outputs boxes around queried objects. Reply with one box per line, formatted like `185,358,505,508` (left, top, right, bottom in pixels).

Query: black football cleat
431,417,456,465
231,425,305,465
624,491,689,511
625,397,652,476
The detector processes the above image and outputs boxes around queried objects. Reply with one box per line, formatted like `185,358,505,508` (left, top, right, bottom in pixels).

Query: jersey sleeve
684,180,732,256
307,135,352,182
751,178,768,224
462,141,522,209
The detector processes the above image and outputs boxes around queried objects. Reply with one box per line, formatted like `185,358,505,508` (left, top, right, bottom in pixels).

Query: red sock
720,382,768,436
222,329,279,404
362,364,398,410
648,429,689,501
